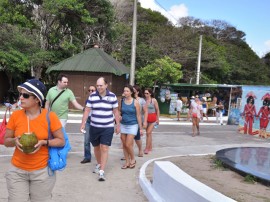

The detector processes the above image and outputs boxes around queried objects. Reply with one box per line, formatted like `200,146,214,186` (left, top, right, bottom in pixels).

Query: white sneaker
93,164,100,174
99,170,106,181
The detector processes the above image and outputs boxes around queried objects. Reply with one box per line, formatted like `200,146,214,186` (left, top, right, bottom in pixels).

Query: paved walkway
0,109,269,202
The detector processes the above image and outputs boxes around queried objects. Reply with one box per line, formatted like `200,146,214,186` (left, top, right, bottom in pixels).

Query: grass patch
211,156,227,170
244,174,257,184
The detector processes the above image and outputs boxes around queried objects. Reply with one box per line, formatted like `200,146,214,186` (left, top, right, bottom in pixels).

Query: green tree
136,56,183,88
0,24,36,89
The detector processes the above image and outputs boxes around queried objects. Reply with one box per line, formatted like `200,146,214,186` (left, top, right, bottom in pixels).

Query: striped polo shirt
86,89,118,128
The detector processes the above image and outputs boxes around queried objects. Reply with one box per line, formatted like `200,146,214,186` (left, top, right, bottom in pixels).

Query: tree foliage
136,56,183,88
0,0,269,91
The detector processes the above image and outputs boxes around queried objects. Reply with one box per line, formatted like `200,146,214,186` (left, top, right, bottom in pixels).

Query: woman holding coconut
4,79,65,202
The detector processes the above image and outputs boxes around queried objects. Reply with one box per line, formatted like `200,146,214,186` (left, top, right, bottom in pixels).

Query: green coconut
19,133,38,154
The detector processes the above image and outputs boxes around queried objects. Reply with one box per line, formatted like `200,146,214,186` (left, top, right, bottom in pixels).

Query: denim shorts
90,126,114,146
120,124,138,136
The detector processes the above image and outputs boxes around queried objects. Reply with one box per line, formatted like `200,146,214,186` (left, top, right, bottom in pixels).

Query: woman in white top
176,96,183,121
190,98,203,136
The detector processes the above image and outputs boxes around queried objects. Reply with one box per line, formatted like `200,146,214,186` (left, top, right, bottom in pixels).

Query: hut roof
46,48,129,76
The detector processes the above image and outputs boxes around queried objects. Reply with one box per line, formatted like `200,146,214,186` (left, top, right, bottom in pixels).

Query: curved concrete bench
140,160,236,202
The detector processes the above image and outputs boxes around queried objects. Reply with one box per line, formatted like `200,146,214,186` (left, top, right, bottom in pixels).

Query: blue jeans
84,117,91,160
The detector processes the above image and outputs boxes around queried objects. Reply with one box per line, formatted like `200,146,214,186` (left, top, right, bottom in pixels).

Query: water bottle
81,129,86,134
154,122,159,129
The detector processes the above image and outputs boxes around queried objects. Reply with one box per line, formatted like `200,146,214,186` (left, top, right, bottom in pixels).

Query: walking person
176,96,183,121
133,85,148,157
186,96,195,121
190,98,203,136
216,101,224,125
80,77,120,181
211,96,217,117
202,98,209,122
81,85,96,164
45,74,84,128
144,88,160,154
4,79,65,202
119,85,143,169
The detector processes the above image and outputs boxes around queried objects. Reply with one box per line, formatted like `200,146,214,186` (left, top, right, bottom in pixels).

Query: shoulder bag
0,108,10,145
46,112,71,173
49,89,66,109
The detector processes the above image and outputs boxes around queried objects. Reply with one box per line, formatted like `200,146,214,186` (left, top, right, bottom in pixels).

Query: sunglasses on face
19,93,34,99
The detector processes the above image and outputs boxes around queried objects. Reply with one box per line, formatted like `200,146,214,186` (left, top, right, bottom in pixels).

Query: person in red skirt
256,93,270,138
242,92,256,135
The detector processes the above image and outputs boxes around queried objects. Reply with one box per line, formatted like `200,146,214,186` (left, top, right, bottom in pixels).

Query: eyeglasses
88,89,95,92
19,93,34,99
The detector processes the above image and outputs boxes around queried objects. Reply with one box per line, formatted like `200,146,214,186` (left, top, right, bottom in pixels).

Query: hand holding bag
0,108,10,145
46,112,71,173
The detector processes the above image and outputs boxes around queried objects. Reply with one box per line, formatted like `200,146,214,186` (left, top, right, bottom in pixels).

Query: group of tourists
80,78,160,181
3,75,160,201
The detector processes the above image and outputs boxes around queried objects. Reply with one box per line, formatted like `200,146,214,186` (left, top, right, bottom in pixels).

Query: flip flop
129,161,136,169
138,154,143,157
121,164,130,169
120,157,126,161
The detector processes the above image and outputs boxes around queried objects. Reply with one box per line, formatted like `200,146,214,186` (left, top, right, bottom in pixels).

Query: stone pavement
0,109,270,202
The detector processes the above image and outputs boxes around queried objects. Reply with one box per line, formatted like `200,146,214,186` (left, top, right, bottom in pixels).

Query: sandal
144,149,149,154
129,160,136,169
121,164,130,169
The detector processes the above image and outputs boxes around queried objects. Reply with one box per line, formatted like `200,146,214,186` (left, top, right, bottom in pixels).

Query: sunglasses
19,93,35,99
88,89,95,92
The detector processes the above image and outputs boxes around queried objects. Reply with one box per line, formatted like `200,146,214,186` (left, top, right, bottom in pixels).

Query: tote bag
46,112,71,173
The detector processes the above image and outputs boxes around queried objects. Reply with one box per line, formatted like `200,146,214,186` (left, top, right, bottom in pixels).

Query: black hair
247,96,254,104
263,99,270,106
133,85,143,97
57,74,68,82
144,88,154,98
124,84,135,98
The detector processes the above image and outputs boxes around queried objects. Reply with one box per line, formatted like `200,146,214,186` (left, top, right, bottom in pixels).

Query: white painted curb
139,154,236,202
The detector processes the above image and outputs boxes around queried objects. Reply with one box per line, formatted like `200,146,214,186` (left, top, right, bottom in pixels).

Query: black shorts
90,126,114,146
134,129,140,141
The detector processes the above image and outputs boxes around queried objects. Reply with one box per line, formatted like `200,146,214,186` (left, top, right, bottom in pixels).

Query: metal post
196,35,202,85
130,0,137,85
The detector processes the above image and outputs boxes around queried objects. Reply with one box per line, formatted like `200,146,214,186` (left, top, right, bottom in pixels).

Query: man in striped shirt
80,77,120,181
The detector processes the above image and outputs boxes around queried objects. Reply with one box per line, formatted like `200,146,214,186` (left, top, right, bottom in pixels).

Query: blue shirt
121,99,138,125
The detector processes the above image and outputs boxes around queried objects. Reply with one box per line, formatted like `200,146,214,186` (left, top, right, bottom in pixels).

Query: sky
138,0,270,57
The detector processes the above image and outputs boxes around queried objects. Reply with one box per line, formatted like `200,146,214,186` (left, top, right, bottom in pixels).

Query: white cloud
139,0,188,25
265,40,270,49
168,4,188,19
